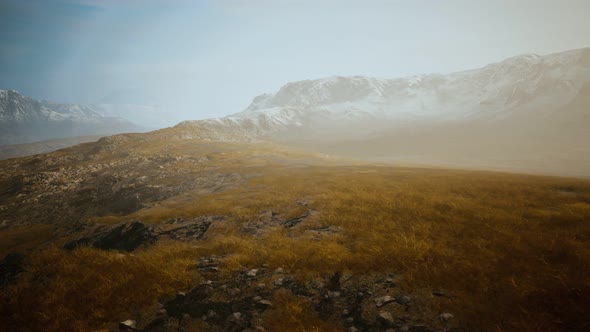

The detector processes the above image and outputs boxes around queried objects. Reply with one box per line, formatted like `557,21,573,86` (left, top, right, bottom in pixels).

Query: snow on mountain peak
176,47,590,140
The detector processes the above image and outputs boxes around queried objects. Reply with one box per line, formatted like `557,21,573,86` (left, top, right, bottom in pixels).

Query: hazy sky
1,0,590,125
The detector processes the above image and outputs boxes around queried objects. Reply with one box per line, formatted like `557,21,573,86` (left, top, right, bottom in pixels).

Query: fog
2,0,590,127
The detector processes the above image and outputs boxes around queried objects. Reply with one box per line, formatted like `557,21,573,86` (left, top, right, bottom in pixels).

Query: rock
159,216,221,241
65,221,156,252
327,271,341,290
119,319,137,331
374,295,395,307
282,211,310,228
328,291,341,299
253,296,262,302
255,300,273,310
274,267,284,274
274,278,284,286
395,295,411,305
201,266,219,272
433,291,448,297
157,309,167,316
344,317,354,326
439,312,454,322
384,277,396,286
231,312,242,321
378,311,395,327
247,269,258,277
177,292,186,298
197,260,217,268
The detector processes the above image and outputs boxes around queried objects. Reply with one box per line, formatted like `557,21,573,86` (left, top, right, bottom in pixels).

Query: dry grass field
1,140,590,331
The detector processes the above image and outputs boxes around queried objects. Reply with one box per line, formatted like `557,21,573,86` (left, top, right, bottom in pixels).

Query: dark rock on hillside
158,216,223,241
64,221,156,252
139,265,456,332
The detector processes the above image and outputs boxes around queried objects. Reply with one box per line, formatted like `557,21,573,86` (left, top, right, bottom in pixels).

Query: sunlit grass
2,140,590,331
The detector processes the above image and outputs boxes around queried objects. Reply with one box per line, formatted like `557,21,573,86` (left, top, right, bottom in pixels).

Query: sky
1,0,590,126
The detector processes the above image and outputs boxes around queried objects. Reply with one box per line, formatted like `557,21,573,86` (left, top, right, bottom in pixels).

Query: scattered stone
228,288,241,296
157,309,167,316
247,269,258,277
433,291,448,297
384,277,396,286
328,291,341,299
282,211,310,228
176,292,186,298
378,311,395,327
256,283,266,290
253,296,262,302
374,295,395,307
274,278,284,286
440,312,454,322
201,266,219,272
296,199,309,207
119,319,137,331
395,295,411,305
344,317,354,326
255,300,273,310
197,260,217,268
274,267,284,274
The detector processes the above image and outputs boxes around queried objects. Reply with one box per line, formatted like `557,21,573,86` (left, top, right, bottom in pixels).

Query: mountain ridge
0,90,146,145
175,46,590,176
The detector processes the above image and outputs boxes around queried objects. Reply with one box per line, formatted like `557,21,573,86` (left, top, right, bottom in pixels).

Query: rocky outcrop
64,221,156,252
140,259,457,332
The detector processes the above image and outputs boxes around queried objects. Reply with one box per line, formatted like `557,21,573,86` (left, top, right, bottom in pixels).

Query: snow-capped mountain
176,47,590,176
179,47,590,140
0,90,144,145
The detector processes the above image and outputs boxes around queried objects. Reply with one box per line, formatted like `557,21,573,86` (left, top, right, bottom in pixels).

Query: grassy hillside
1,136,589,331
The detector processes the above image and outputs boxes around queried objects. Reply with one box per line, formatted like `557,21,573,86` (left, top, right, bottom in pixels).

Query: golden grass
261,289,341,332
0,242,203,332
2,153,590,331
0,224,55,258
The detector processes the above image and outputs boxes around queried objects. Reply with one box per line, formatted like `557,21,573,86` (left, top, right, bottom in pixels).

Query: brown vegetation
1,142,590,331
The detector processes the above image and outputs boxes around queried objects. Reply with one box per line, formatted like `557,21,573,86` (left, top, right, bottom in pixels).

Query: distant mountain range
174,47,590,176
3,47,590,175
0,90,148,145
